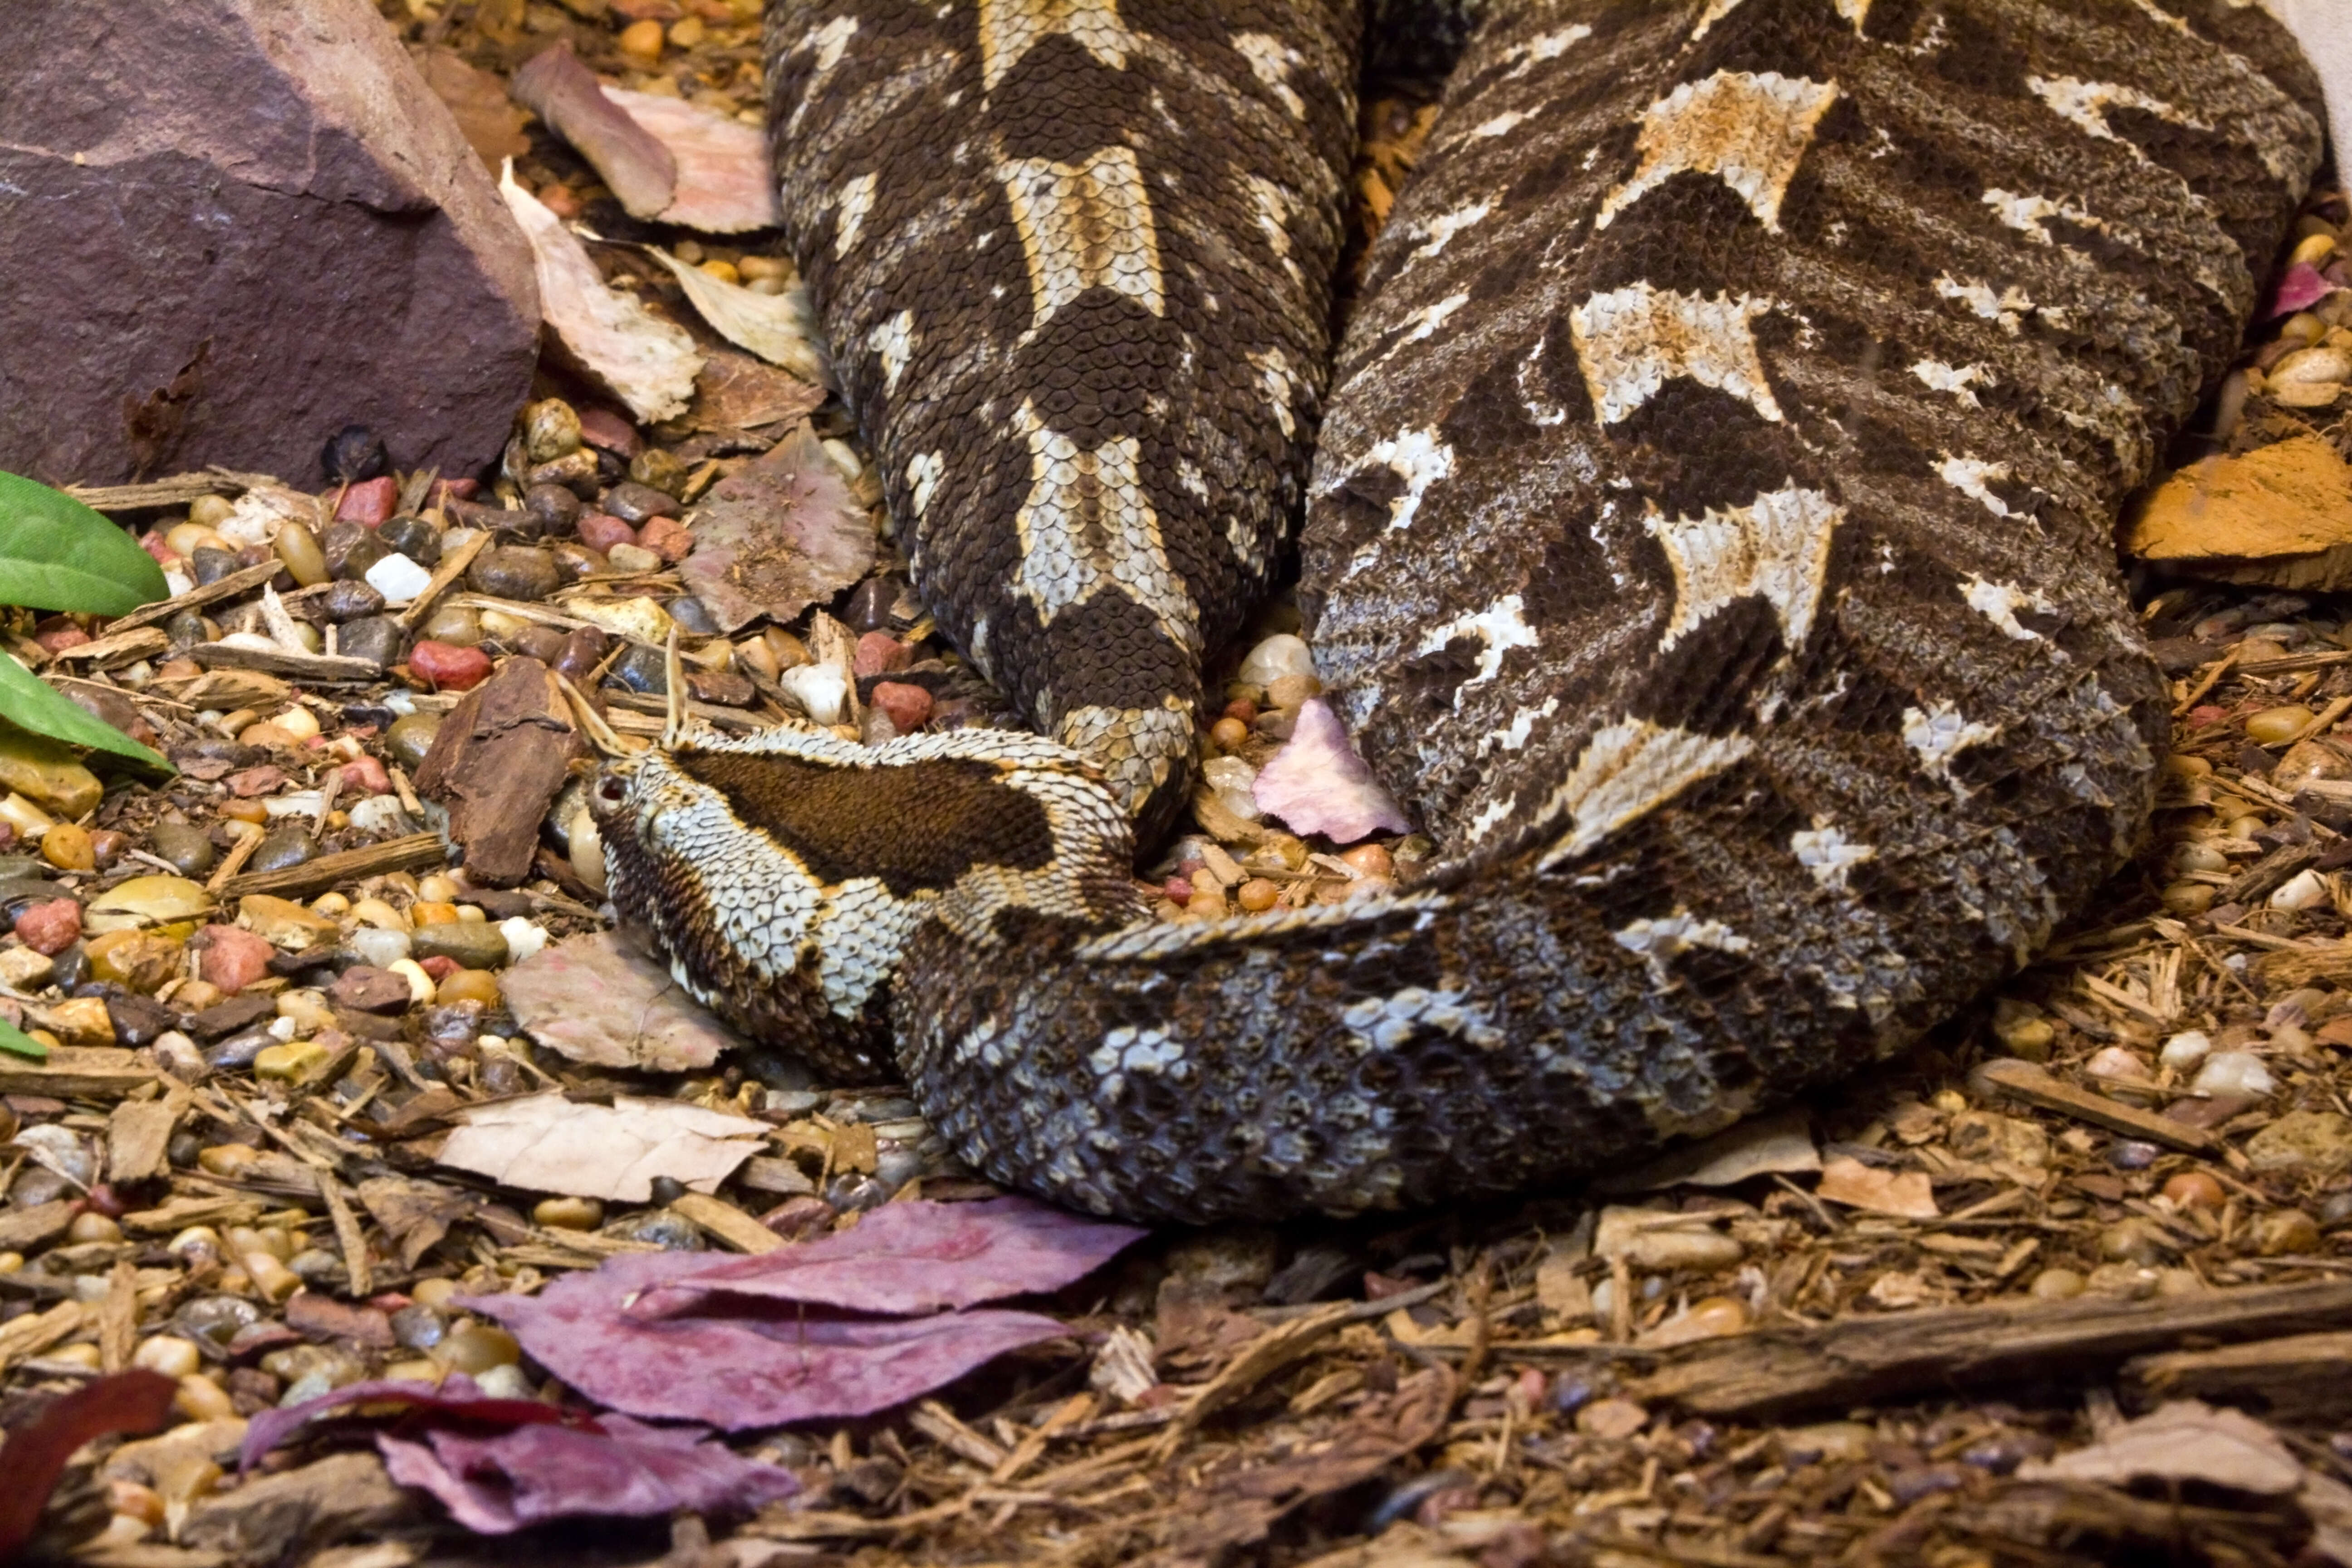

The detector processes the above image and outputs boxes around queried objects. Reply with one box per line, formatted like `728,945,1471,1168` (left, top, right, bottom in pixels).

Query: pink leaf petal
378,1414,798,1534
1253,699,1411,842
626,1196,1144,1315
466,1285,1071,1428
239,1375,598,1472
2269,261,2338,318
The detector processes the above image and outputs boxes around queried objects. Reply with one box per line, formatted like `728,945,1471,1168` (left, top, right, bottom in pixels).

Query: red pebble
635,514,693,563
34,625,89,654
2189,704,2232,728
195,925,275,995
418,955,461,983
868,681,932,732
338,755,391,795
408,641,493,692
1163,877,1193,907
853,632,911,677
1222,697,1258,725
576,512,637,554
335,476,397,525
577,407,642,457
140,532,181,568
14,898,79,956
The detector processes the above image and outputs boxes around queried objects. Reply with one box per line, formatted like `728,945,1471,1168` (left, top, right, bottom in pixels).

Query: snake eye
596,776,627,806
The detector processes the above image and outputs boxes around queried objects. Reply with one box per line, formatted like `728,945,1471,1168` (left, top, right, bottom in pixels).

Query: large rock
0,0,539,486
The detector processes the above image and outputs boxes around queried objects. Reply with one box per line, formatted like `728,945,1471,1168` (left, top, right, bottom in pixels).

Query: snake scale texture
593,0,2325,1224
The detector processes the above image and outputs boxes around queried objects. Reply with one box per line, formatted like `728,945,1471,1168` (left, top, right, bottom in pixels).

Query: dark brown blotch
676,750,1055,897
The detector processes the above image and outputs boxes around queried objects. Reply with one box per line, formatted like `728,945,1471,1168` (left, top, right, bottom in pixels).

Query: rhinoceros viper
589,0,2324,1223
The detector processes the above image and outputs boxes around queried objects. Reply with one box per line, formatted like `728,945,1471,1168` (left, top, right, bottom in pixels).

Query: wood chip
2122,1328,2352,1423
669,1191,783,1254
51,627,171,669
0,1200,78,1252
1970,1058,2220,1155
218,832,451,900
108,1084,189,1185
1157,1301,1356,1455
0,1048,157,1098
395,528,490,631
104,560,286,634
186,641,382,682
0,1299,84,1376
1616,1279,2352,1418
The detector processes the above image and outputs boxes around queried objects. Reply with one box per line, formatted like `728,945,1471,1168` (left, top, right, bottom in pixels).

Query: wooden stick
104,560,285,634
1969,1058,2220,1155
218,832,449,900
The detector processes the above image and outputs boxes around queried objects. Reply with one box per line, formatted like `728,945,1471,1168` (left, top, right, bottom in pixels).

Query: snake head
586,724,1146,1081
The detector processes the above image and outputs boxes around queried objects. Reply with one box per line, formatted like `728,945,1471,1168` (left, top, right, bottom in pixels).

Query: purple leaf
1254,699,1411,842
467,1279,1071,1429
239,1375,600,1473
2270,261,2338,318
377,1414,798,1534
626,1197,1145,1315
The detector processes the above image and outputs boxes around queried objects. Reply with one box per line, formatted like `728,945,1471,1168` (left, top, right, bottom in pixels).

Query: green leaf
0,470,169,615
0,1014,46,1061
0,652,172,775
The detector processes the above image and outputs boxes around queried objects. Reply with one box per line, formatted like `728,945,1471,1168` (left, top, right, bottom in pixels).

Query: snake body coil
594,0,2324,1223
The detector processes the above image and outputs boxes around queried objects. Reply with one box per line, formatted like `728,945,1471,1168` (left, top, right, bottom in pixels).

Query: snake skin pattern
594,0,2323,1222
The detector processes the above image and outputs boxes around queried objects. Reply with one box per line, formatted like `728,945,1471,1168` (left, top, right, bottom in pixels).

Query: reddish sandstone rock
0,0,538,485
854,633,910,677
14,899,80,957
336,477,399,525
195,925,275,994
868,681,933,732
409,642,494,693
577,513,637,554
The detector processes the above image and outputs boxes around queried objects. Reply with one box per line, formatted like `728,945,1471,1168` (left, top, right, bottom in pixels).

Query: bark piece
2123,1330,2352,1423
678,422,875,633
0,0,537,485
2125,436,2352,591
414,657,579,887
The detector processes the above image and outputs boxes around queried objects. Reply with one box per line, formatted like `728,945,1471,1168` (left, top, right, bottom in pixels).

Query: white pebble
500,917,549,964
2159,1030,2214,1070
1202,756,1258,793
388,958,437,1005
164,568,194,597
780,663,849,725
2270,868,2330,911
347,927,412,968
2086,1045,2151,1082
346,796,414,838
266,1015,297,1042
1238,633,1317,686
2192,1050,2276,1098
364,552,436,606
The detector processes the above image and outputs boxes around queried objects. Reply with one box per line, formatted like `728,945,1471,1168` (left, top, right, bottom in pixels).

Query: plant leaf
0,1014,46,1060
0,472,168,615
0,653,172,775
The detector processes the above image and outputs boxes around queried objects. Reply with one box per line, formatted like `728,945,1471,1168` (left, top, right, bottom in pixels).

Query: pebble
254,1039,329,1084
248,828,314,874
418,605,483,647
578,407,640,456
2162,1171,2225,1210
387,959,436,1006
14,898,78,956
411,921,509,970
601,480,681,524
347,927,412,969
607,645,669,695
470,546,561,602
2272,868,2330,911
2257,1209,2323,1256
576,512,637,554
524,399,582,464
855,632,910,676
868,681,932,731
2160,1029,2214,1071
340,755,391,795
274,522,328,588
2029,1267,2086,1299
668,596,719,635
191,547,243,587
1266,673,1322,710
378,516,441,567
319,581,387,622
436,968,501,1006
637,516,693,563
323,523,391,583
552,627,610,683
365,553,435,605
534,1197,603,1230
607,543,662,574
629,449,688,496
409,641,493,692
1239,633,1317,686
550,541,609,581
335,477,397,525
2192,1051,2276,1097
1210,716,1249,750
385,712,442,769
516,485,578,538
2245,1109,2352,1172
41,823,93,872
329,965,412,1014
2108,1140,2161,1170
197,925,276,994
782,664,849,725
527,451,601,497
2246,706,2315,745
2086,1045,2151,1083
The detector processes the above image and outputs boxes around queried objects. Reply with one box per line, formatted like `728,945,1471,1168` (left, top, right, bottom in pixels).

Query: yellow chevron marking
978,0,1134,93
1598,71,1840,233
997,147,1164,329
1645,485,1842,654
1011,400,1196,647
